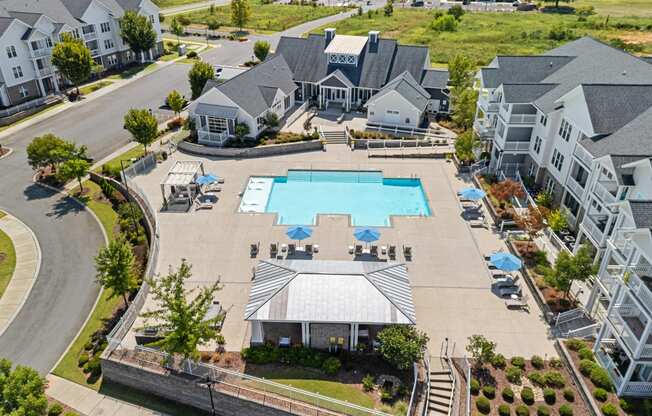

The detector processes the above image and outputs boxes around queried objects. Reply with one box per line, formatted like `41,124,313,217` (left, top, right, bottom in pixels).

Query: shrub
321,357,341,375
431,14,457,32
380,389,392,402
601,403,618,416
543,370,565,388
85,356,101,376
78,352,89,367
506,367,522,383
549,358,563,368
579,359,598,376
515,404,529,416
566,339,586,351
492,353,507,369
511,356,526,369
48,404,64,416
470,378,480,395
559,404,573,416
498,404,511,416
531,355,544,369
578,347,595,361
482,385,496,399
528,372,545,387
590,367,613,391
502,387,514,402
84,341,94,351
537,405,550,416
362,374,374,392
476,396,491,414
543,387,556,404
619,398,633,413
593,388,608,402
563,388,575,402
521,387,534,405
186,51,198,59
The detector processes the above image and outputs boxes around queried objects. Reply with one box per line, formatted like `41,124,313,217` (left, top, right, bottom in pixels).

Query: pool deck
127,145,556,358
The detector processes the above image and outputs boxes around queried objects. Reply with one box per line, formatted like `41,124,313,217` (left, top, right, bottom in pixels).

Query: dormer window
328,53,357,65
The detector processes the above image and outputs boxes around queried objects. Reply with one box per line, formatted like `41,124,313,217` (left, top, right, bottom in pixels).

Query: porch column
349,323,359,351
585,284,601,318
635,319,652,358
617,360,637,396
301,322,310,347
345,89,350,112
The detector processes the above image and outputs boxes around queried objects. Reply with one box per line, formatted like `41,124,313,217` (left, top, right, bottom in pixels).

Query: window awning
194,103,239,119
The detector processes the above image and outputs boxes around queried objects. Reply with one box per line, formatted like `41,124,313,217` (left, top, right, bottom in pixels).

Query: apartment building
0,0,163,108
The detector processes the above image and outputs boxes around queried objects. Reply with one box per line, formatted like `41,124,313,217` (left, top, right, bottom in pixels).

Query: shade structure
354,227,381,243
286,226,313,241
459,188,486,201
490,252,522,272
196,174,219,186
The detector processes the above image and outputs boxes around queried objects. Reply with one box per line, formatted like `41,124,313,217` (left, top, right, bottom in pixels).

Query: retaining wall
178,140,323,158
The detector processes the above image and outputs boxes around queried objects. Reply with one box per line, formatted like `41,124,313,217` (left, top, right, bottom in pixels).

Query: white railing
421,355,430,416
509,113,537,124
463,357,471,416
625,272,652,319
623,382,652,396
38,65,55,77
284,101,310,127
573,144,594,168
407,361,419,416
564,323,600,339
565,175,586,201
365,122,448,140
555,308,586,327
581,215,605,246
478,95,500,113
608,305,642,354
30,47,52,58
596,349,624,388
598,267,620,296
542,227,573,255
0,95,57,118
502,141,530,152
593,181,617,205
473,119,495,137
446,356,456,416
83,31,97,41
198,130,229,146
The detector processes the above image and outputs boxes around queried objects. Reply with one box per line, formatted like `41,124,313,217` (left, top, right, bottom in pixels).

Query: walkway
0,212,40,335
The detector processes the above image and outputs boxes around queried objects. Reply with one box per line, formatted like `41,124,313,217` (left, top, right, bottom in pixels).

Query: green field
315,8,652,66
175,0,349,33
574,0,652,17
153,0,204,9
0,217,16,300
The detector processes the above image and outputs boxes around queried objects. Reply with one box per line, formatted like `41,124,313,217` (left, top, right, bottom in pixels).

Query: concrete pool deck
127,145,556,358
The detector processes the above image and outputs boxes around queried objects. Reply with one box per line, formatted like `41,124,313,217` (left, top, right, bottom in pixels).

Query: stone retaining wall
178,140,323,158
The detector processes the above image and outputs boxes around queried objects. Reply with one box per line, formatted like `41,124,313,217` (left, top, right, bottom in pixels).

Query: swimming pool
238,170,431,226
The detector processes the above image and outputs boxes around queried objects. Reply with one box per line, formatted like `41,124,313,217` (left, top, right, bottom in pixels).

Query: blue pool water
259,170,431,226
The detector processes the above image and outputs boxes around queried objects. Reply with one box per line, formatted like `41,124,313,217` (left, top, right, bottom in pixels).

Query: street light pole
198,376,216,416
119,159,141,237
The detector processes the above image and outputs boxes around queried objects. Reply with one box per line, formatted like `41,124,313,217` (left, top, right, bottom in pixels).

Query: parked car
411,1,424,6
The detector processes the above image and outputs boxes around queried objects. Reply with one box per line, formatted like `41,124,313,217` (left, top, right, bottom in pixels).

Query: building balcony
598,266,621,298
498,110,537,125
473,119,495,138
596,342,652,396
82,31,97,41
198,130,229,146
566,175,586,201
593,181,617,205
30,47,52,59
37,65,55,77
624,268,652,317
581,214,608,246
478,95,500,113
607,304,652,359
607,228,638,263
572,144,593,168
596,348,625,389
501,141,531,153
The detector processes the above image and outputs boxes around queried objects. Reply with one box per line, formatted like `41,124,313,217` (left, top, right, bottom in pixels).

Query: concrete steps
320,130,347,144
427,358,454,416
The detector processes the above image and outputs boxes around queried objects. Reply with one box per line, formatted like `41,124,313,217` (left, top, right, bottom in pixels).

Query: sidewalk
0,212,41,336
47,375,168,416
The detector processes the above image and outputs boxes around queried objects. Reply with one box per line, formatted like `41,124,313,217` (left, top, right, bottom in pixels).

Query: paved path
0,212,40,336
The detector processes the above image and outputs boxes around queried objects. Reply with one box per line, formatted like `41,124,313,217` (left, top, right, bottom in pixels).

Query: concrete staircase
319,129,348,145
427,357,454,415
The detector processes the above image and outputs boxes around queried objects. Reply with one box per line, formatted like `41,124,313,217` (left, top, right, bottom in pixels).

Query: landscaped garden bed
476,174,520,223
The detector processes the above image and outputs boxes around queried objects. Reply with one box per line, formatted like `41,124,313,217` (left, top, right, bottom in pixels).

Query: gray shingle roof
502,83,557,104
479,56,574,89
421,69,449,89
213,55,297,117
0,0,82,27
629,201,652,229
8,11,42,26
580,106,652,158
581,84,652,136
321,69,354,88
610,155,646,186
0,16,13,37
367,71,430,112
59,0,93,19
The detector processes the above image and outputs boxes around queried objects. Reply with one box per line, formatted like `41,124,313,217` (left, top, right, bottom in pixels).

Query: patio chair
370,245,378,257
288,244,296,255
313,244,319,253
388,245,396,260
250,242,259,257
270,243,278,258
348,245,355,254
195,201,214,210
403,245,412,260
469,217,488,228
305,244,313,254
355,245,363,256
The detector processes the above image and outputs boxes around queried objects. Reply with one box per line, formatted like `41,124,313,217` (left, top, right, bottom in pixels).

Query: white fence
285,101,311,128
0,95,60,118
365,122,450,140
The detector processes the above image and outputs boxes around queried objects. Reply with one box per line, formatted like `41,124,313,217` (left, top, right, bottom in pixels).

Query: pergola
160,160,205,210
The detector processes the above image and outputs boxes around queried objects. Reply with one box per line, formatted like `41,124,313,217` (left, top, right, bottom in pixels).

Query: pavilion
160,160,205,210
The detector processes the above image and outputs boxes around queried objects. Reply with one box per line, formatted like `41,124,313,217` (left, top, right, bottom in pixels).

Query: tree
514,205,548,252
448,54,475,90
231,0,251,34
142,259,222,359
0,358,48,416
547,209,568,233
545,244,597,299
95,236,139,307
454,130,481,164
491,179,525,203
188,61,215,99
451,86,478,130
120,10,157,63
26,134,85,173
376,325,429,370
58,157,90,191
448,4,465,20
206,17,221,32
431,15,457,32
169,16,185,45
264,112,279,128
123,109,158,152
253,40,271,62
167,90,185,119
234,122,250,142
543,0,573,9
384,0,393,17
466,335,496,369
51,33,93,95
535,191,554,209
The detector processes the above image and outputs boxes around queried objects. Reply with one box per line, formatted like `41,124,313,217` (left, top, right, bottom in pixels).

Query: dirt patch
618,31,652,44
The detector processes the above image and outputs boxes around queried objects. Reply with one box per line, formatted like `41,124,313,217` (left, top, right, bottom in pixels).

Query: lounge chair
270,243,278,258
388,245,396,260
250,243,259,257
195,201,214,210
313,244,319,253
204,184,221,193
288,244,296,255
370,245,378,257
305,244,313,254
281,243,287,253
403,245,412,260
469,217,488,228
505,294,529,311
355,245,363,256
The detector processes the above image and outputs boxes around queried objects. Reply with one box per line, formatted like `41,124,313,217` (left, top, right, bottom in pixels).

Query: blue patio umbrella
459,188,486,201
354,227,381,243
490,252,523,272
196,174,219,186
286,226,313,241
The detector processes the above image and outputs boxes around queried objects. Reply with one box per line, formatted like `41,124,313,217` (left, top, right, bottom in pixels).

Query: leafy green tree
142,259,222,359
120,10,157,63
448,4,465,20
535,191,554,209
123,109,158,152
253,40,271,62
454,130,480,163
431,14,457,32
383,0,393,17
466,335,496,369
448,54,475,90
26,134,85,173
206,17,221,32
547,209,568,233
51,33,93,95
0,358,48,416
543,0,573,9
169,16,185,45
376,325,429,370
167,90,185,118
188,61,215,99
95,236,139,307
264,112,279,128
544,244,597,299
231,0,251,34
451,86,478,130
58,158,90,191
234,122,250,142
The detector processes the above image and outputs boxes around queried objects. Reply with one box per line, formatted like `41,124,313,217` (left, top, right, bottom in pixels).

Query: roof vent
622,70,627,76
549,61,554,67
369,30,380,44
325,28,336,47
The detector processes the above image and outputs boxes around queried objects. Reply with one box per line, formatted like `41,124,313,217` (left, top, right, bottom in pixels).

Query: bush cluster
601,403,618,416
543,370,565,388
511,356,526,369
590,367,613,391
498,404,511,416
48,404,64,416
515,404,529,416
593,387,608,402
502,387,514,402
475,396,491,414
531,355,544,369
543,387,556,405
492,353,507,369
528,372,544,387
322,357,341,375
566,339,587,351
579,359,597,376
506,367,522,383
536,405,550,416
482,385,495,399
470,378,480,395
563,388,575,402
243,344,326,368
578,347,595,361
559,403,573,416
521,387,534,405
362,374,374,392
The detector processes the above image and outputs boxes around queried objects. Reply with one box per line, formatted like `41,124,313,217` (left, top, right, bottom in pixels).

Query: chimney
368,30,380,44
325,28,336,47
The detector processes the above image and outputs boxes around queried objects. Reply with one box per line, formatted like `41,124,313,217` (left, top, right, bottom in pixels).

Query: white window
46,37,53,47
6,45,17,58
533,136,542,154
528,164,535,177
104,39,115,50
207,117,227,133
558,118,572,142
552,149,564,171
100,22,111,33
539,113,547,126
105,54,117,66
386,110,399,115
12,66,23,79
545,177,555,194
18,85,29,98
149,15,155,24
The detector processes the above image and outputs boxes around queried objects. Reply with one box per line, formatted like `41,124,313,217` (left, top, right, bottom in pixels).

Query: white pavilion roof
324,35,368,56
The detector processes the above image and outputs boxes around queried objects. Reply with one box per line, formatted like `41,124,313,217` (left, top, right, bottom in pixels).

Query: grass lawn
107,63,158,80
0,221,16,300
0,102,65,133
94,144,146,176
315,9,652,66
176,0,349,33
574,0,652,17
159,51,180,61
79,81,113,96
153,0,205,9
